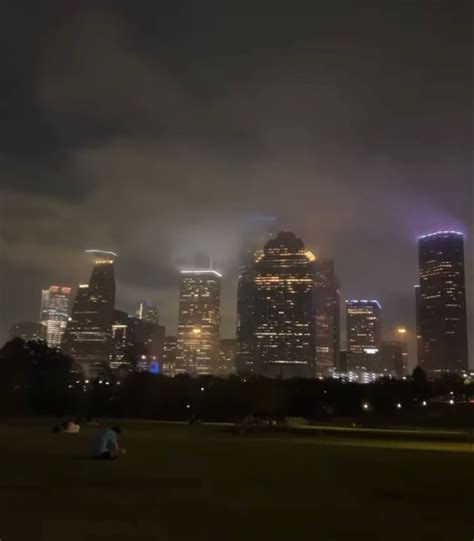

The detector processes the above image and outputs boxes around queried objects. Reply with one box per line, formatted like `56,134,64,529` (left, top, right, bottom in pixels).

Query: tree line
1,338,472,426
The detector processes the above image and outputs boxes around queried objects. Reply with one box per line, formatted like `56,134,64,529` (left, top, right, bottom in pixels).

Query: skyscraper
10,321,47,342
417,231,468,374
235,264,257,374
40,285,71,347
162,336,177,376
379,341,403,377
346,300,382,372
62,250,116,377
396,327,408,376
313,259,340,377
253,231,315,378
176,269,221,375
110,309,165,372
110,319,129,371
217,338,236,376
415,285,422,366
136,300,160,325
236,216,277,375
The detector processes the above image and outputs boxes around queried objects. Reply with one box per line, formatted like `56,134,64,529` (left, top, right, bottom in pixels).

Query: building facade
62,251,116,377
417,231,468,374
162,336,177,376
217,338,236,376
313,259,340,377
236,264,257,375
235,216,277,375
110,309,165,373
346,300,382,372
10,321,47,342
415,285,422,366
40,285,71,347
176,269,221,375
136,300,160,325
253,231,316,378
379,341,403,377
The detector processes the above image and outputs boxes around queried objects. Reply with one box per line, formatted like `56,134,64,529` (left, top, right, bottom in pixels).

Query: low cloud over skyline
1,2,472,366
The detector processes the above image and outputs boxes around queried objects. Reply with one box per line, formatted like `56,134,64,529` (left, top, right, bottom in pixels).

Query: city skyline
1,3,471,369
4,227,473,372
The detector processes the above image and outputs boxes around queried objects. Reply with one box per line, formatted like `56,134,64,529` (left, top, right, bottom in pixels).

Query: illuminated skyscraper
236,216,277,375
176,269,221,375
162,336,177,376
110,318,129,371
313,259,340,377
253,231,315,378
346,300,382,372
136,300,160,325
40,285,71,347
417,231,468,374
62,250,116,377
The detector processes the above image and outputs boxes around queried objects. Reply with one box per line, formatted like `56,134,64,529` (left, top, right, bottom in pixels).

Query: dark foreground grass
0,421,472,541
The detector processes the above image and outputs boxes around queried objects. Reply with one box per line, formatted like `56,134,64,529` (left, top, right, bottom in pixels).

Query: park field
0,420,471,541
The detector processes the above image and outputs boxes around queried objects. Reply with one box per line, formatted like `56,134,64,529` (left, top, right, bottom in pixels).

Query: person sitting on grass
63,418,81,433
91,425,126,460
52,418,81,434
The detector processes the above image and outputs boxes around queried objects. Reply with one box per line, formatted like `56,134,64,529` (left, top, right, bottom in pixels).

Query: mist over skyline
1,2,472,367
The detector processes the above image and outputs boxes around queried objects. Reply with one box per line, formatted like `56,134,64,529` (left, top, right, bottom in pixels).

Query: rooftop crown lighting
417,231,463,240
180,269,222,278
85,249,118,257
346,299,382,309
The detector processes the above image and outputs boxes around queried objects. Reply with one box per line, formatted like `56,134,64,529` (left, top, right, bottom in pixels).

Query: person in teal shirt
91,425,124,459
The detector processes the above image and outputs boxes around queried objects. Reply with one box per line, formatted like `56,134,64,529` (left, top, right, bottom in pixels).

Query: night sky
1,2,472,368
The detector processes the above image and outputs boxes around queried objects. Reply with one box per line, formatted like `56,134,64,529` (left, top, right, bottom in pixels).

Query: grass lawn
0,420,472,541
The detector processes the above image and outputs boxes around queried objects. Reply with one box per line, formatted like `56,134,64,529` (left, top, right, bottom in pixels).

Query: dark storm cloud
1,1,472,365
